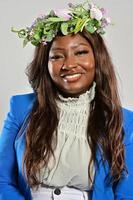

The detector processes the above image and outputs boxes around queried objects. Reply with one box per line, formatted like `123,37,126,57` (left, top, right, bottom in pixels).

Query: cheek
48,62,59,80
83,58,95,72
48,61,61,81
48,61,53,77
78,53,95,70
84,61,95,70
82,57,95,81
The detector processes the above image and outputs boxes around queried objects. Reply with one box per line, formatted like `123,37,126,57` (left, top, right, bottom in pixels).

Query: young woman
0,2,133,200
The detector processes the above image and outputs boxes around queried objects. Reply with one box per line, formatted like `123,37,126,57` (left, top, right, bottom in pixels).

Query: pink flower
42,41,47,46
90,7,103,21
54,9,71,20
101,17,111,27
37,13,46,19
100,8,108,16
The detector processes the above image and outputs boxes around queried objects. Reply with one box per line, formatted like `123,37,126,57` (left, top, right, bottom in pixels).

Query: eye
49,55,64,60
75,50,89,56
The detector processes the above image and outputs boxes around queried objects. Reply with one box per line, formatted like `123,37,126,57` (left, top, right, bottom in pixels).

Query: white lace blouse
33,82,96,192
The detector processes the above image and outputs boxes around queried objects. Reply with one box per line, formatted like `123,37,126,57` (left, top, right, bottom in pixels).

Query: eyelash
50,55,63,60
75,50,89,55
50,50,89,60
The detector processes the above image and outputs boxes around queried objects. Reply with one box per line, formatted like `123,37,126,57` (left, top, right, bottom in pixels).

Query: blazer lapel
91,148,114,200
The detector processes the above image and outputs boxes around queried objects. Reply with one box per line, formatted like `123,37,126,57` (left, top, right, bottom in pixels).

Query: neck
57,83,95,98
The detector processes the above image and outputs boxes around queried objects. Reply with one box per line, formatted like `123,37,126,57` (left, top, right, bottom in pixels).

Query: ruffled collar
57,82,96,107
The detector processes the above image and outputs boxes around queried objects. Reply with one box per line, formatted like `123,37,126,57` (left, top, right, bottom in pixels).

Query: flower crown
11,1,111,47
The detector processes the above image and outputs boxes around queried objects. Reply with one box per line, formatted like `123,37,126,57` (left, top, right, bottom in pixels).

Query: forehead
50,33,92,50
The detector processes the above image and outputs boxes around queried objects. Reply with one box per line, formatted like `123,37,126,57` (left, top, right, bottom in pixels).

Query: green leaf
49,10,55,17
85,20,96,33
46,17,66,22
80,18,90,31
23,38,29,47
18,29,27,38
44,29,54,42
61,22,68,35
31,39,39,46
74,18,82,33
85,24,95,33
33,33,41,41
73,18,89,33
45,33,53,42
36,22,44,30
72,6,87,18
94,20,101,28
43,27,51,34
11,27,19,33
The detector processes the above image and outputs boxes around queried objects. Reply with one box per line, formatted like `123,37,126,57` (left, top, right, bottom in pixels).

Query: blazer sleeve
0,96,25,200
114,116,133,199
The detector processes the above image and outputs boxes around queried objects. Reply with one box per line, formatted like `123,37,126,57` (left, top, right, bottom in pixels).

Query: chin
59,88,88,98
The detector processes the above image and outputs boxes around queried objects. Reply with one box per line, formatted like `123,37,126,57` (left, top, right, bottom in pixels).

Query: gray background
0,0,133,130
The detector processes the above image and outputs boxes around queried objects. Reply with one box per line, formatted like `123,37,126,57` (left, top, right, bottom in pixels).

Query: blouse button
54,188,61,195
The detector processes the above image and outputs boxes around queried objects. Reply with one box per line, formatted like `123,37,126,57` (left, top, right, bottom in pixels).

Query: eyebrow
50,43,89,51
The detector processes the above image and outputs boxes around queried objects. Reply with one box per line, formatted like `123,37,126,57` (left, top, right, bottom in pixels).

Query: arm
0,96,25,200
114,122,133,199
114,143,133,199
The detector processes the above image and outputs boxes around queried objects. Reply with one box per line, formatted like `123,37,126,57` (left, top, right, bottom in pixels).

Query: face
48,33,95,97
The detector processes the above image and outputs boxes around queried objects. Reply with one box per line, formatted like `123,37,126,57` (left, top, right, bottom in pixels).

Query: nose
62,55,77,70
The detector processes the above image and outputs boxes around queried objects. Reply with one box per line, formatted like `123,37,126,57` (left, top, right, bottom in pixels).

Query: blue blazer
0,93,133,200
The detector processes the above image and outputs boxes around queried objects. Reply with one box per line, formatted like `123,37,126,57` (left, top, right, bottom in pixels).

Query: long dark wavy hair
23,29,126,188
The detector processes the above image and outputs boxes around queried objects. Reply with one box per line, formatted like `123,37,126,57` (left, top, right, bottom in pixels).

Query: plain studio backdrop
0,0,133,130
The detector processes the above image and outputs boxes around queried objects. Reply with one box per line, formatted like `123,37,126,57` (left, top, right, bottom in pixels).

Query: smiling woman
48,33,95,97
0,1,133,200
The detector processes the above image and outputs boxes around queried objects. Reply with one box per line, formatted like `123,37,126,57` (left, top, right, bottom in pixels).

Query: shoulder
11,92,36,106
9,92,36,125
122,107,133,145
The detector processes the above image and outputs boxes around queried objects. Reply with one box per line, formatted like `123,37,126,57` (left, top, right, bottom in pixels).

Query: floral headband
11,1,111,47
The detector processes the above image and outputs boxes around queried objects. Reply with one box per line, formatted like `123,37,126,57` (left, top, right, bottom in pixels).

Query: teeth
64,74,81,78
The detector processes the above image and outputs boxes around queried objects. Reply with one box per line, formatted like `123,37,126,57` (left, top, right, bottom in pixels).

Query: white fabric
32,186,89,200
38,82,96,191
31,82,96,199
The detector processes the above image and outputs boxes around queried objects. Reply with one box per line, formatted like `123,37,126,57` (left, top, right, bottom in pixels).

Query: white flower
88,3,95,9
106,17,111,24
54,9,71,20
90,7,103,21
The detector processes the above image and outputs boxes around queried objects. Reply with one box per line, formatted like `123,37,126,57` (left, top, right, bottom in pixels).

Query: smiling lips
61,73,83,82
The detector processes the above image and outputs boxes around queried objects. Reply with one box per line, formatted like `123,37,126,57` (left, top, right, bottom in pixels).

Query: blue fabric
0,93,133,200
